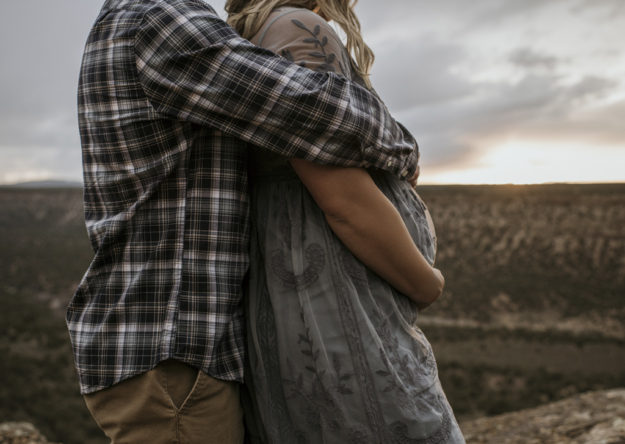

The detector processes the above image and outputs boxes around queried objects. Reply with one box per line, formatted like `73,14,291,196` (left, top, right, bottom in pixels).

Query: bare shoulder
252,7,351,77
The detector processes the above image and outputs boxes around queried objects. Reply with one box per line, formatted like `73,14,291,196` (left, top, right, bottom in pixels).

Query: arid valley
1,183,624,443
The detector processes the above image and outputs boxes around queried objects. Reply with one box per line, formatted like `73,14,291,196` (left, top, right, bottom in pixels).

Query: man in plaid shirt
68,0,419,442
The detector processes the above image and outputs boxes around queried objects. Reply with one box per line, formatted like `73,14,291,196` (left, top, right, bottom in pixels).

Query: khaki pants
84,360,244,444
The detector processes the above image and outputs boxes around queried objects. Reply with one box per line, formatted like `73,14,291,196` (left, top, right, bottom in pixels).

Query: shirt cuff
400,149,419,179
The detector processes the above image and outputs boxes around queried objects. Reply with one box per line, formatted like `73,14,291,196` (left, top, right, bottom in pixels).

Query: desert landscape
1,183,624,443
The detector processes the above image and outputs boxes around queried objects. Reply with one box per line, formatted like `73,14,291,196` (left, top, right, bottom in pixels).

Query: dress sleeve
134,1,418,179
256,9,353,79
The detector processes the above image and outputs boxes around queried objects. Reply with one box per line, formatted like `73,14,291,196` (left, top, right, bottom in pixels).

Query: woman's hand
413,267,445,311
408,151,420,188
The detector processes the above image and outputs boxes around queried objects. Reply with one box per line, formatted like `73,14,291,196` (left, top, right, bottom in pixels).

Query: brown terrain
416,184,625,425
461,388,625,444
1,183,624,443
2,388,623,443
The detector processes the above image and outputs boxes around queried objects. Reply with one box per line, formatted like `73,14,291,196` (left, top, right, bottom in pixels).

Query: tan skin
291,160,443,310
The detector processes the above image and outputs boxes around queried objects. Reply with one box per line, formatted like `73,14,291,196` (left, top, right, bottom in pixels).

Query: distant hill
1,180,82,189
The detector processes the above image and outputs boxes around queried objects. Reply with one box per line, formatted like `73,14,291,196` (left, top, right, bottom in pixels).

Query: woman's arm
255,9,441,307
291,159,444,309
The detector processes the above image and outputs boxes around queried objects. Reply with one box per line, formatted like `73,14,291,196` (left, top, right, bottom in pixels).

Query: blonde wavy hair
225,0,374,88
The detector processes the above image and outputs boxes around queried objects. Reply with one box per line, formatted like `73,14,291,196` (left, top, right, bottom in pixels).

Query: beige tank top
249,7,354,79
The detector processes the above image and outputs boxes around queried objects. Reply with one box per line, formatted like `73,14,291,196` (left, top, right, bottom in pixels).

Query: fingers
419,268,444,312
432,268,445,289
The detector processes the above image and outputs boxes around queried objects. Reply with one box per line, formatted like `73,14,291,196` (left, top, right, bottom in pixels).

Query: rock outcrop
1,389,624,443
461,388,625,443
0,423,57,444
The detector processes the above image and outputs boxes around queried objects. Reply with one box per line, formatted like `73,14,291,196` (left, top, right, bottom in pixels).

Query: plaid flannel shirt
67,0,419,394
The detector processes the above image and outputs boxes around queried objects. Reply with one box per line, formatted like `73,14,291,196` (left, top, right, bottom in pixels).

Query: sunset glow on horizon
421,141,625,185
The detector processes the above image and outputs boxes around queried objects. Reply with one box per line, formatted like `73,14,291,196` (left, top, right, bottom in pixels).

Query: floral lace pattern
245,176,464,443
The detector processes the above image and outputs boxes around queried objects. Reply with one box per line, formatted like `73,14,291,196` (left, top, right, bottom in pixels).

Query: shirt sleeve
134,0,418,178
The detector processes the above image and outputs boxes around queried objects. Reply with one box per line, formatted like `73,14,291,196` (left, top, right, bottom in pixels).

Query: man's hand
407,150,420,188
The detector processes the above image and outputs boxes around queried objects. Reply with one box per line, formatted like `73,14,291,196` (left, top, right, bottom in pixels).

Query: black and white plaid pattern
67,0,419,394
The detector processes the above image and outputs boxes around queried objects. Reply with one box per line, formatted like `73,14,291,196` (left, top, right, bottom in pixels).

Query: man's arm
134,0,417,178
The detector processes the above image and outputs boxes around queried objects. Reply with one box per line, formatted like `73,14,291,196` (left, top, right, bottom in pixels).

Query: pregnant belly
411,188,437,258
370,171,438,265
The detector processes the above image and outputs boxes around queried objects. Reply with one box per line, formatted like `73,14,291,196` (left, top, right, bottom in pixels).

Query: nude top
250,6,354,79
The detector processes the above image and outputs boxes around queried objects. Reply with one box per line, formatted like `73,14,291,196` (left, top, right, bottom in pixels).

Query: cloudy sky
1,0,624,185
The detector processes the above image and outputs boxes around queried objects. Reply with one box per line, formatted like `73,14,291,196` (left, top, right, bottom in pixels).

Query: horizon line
2,178,625,188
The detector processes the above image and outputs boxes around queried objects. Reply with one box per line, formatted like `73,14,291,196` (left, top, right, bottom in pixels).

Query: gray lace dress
243,7,465,444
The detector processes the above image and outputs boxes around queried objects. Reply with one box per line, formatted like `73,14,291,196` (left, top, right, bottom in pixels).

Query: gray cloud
0,0,623,183
391,71,622,169
571,0,625,19
0,2,102,182
371,37,473,110
509,48,560,70
357,1,625,174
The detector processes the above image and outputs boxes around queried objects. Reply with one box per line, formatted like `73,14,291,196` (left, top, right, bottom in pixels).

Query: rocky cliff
0,422,58,444
460,388,625,443
2,389,623,443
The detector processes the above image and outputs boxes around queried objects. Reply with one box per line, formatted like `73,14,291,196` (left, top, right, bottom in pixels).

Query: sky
0,0,624,185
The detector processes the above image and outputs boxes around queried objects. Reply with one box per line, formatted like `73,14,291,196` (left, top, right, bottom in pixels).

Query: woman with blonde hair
226,0,465,442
